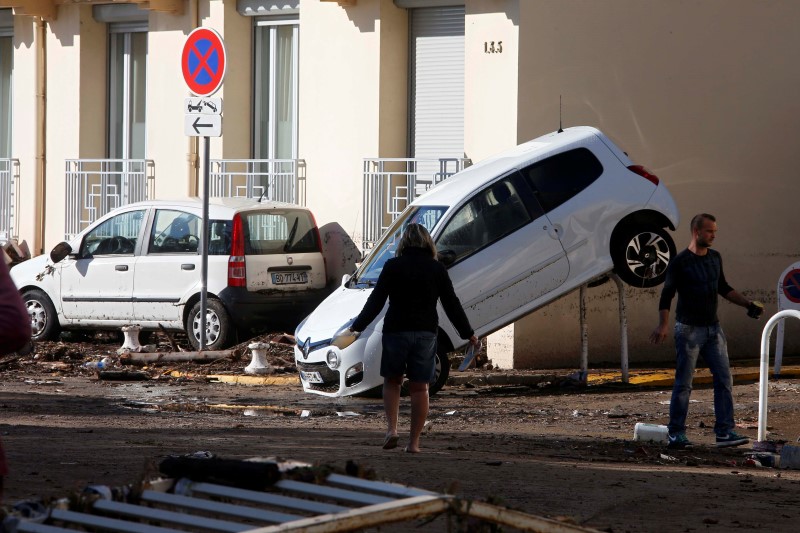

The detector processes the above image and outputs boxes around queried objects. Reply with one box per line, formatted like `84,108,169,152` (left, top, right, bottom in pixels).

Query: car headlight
326,349,341,370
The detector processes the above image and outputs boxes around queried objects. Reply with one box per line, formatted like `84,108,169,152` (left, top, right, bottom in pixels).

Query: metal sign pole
200,135,210,350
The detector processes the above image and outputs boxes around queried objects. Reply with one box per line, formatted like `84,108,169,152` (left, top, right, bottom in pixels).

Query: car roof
123,197,311,217
413,126,618,207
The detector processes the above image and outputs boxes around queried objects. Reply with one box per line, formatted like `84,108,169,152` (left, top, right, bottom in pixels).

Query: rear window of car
243,210,320,255
520,147,603,212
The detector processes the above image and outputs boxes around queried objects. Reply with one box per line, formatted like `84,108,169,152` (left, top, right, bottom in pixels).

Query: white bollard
245,342,272,375
118,325,143,354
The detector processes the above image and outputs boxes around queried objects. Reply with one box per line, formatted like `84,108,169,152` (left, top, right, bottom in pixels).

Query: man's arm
722,289,750,309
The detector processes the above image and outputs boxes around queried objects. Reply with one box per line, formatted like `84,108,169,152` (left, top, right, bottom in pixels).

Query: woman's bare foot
403,446,421,453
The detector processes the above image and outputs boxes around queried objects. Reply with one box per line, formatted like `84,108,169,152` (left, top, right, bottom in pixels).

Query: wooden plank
239,495,449,533
16,522,76,533
49,509,183,533
141,490,301,524
189,482,348,514
94,500,250,533
325,474,433,498
457,500,602,532
274,480,392,506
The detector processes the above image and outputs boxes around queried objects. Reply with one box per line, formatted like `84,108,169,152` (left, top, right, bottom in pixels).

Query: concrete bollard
245,342,272,375
118,325,143,354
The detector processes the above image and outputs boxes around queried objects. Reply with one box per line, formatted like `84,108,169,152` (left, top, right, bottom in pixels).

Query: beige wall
464,0,520,368
299,0,407,239
10,15,40,254
43,5,105,248
148,7,197,199
512,0,800,366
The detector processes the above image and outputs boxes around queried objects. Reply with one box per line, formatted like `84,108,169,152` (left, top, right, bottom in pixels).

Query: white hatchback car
294,126,680,397
11,197,329,349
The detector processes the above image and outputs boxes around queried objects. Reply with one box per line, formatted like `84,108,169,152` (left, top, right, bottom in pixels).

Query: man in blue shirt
650,213,763,449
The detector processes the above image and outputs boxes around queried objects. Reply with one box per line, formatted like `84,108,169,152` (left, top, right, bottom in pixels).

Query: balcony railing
361,157,471,249
0,158,20,243
65,159,155,240
209,159,306,205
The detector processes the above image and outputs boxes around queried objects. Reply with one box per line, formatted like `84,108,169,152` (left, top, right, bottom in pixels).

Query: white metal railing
757,309,800,442
362,157,471,249
0,158,19,243
209,159,306,205
65,159,155,240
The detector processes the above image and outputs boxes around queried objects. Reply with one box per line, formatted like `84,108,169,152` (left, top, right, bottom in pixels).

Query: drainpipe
187,0,199,196
35,16,46,254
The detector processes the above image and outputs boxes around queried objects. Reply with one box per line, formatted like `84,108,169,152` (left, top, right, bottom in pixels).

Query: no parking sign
182,27,226,97
774,261,800,373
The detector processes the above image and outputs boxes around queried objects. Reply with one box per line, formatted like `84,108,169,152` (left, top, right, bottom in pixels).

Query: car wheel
24,289,61,341
186,299,232,350
612,225,676,288
400,346,450,397
429,348,450,396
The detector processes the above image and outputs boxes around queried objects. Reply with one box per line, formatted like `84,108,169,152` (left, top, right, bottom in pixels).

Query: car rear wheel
612,225,676,288
186,299,232,350
24,289,61,341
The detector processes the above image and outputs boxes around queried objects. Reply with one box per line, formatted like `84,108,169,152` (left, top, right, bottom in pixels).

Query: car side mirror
341,273,351,286
437,249,456,266
49,242,73,263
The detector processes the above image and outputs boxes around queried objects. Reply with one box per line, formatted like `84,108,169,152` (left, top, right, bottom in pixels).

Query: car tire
400,346,450,397
186,299,232,350
612,225,676,288
429,348,450,396
24,289,61,341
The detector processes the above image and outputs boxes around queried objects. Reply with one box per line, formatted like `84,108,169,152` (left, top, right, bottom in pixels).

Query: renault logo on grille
302,337,311,359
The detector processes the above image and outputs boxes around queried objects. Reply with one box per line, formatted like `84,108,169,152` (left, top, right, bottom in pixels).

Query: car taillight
228,213,246,287
628,165,659,186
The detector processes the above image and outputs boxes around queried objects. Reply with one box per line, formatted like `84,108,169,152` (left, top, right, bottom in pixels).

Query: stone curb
169,365,800,389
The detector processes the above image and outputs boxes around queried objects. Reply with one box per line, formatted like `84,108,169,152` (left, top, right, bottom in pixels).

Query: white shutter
410,6,465,161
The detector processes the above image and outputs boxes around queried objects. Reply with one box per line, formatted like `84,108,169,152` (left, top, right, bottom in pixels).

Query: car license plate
300,371,323,383
272,271,308,285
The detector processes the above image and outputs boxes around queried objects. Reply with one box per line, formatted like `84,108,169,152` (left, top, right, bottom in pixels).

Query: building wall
464,0,520,369
512,0,800,367
10,15,40,254
299,0,407,240
5,0,800,365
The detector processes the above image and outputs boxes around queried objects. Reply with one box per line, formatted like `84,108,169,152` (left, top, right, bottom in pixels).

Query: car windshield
350,205,448,288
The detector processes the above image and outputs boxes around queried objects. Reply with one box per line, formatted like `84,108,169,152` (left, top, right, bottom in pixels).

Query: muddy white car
295,126,679,397
11,197,329,349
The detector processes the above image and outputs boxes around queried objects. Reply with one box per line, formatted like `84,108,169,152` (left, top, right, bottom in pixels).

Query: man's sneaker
667,433,694,449
716,431,749,448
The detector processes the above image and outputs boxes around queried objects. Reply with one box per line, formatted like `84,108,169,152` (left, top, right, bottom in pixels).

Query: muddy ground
2,333,800,532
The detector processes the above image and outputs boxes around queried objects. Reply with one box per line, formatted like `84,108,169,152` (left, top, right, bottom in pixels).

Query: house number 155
484,41,503,54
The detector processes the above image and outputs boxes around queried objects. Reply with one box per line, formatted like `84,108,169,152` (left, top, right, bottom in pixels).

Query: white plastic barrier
758,309,800,442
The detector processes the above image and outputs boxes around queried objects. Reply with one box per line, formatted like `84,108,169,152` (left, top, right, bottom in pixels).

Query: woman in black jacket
351,223,479,453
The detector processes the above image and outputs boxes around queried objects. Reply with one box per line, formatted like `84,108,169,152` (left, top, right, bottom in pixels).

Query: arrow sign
184,114,222,137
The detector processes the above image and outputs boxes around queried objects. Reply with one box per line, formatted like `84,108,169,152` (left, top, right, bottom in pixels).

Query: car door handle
115,265,128,271
181,264,196,270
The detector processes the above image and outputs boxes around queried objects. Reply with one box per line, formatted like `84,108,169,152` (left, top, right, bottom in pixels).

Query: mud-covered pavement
2,334,800,532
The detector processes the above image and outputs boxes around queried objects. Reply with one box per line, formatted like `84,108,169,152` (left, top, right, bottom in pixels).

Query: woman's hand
469,335,480,348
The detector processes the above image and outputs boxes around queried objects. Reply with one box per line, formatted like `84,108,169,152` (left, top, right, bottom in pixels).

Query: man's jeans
668,322,735,437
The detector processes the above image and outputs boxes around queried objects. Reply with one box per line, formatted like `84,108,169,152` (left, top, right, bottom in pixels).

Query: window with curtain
254,18,298,160
109,29,147,159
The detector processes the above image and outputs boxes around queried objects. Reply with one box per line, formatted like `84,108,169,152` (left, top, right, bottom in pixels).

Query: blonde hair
396,223,437,258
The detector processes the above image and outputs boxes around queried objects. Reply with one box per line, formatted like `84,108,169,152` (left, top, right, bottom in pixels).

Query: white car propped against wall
294,126,680,397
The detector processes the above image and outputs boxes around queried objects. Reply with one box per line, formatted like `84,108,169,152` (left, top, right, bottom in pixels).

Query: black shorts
380,331,437,383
